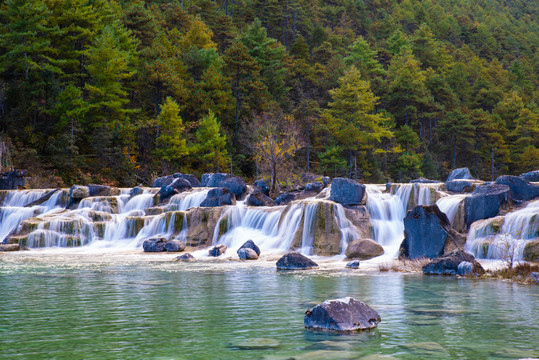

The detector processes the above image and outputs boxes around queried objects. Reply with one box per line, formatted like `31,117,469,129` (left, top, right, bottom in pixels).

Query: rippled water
1,252,538,360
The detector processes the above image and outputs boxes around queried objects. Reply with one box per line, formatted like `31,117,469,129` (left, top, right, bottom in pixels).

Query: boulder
254,179,270,196
238,240,261,256
494,175,539,202
346,260,360,269
345,239,384,260
422,250,485,276
520,170,539,183
523,240,539,262
238,248,258,260
88,184,119,197
142,237,168,252
445,180,475,193
130,186,144,197
400,205,450,259
305,182,325,193
0,170,26,190
201,173,230,187
276,252,319,270
153,175,174,187
304,297,381,332
144,206,165,216
322,176,330,186
246,189,276,206
209,244,227,257
457,261,474,276
446,167,474,182
218,176,247,199
159,178,192,202
329,178,366,206
0,243,20,251
275,192,296,205
69,185,89,200
173,173,201,187
175,253,196,262
200,187,236,207
164,240,186,252
411,177,439,183
464,184,510,226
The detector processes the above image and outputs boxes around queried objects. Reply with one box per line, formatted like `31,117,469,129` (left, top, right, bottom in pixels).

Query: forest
0,0,537,190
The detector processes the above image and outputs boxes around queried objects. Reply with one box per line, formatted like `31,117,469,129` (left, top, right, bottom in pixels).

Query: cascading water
436,194,466,225
466,200,539,260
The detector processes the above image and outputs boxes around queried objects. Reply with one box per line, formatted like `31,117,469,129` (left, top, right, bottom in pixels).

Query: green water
1,256,538,360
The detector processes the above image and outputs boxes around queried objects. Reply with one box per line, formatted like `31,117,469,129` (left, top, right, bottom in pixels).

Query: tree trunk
271,161,277,193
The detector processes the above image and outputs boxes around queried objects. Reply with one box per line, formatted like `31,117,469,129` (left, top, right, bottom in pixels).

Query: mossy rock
523,240,539,262
144,206,165,216
165,211,186,234
218,216,229,236
85,210,113,222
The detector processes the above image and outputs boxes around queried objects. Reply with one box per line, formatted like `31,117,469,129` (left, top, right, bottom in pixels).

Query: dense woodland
0,0,537,189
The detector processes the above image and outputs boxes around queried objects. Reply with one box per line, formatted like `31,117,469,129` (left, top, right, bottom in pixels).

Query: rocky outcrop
142,237,168,252
238,248,258,260
523,240,539,262
0,170,26,190
0,243,20,251
246,189,275,206
164,240,186,252
88,184,120,197
276,252,318,270
201,173,230,187
329,178,366,206
218,177,247,200
345,239,384,260
200,187,235,207
254,179,270,196
68,185,89,208
520,170,539,182
400,205,450,259
238,240,260,256
183,206,226,247
422,250,485,276
446,167,474,182
130,186,144,197
275,192,296,205
159,178,192,202
304,182,325,193
464,184,510,226
209,244,227,257
445,180,475,193
175,253,196,261
494,175,539,202
304,297,381,332
174,173,201,187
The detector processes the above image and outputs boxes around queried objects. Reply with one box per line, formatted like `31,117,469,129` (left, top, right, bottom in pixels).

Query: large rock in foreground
0,243,20,251
276,252,318,270
304,297,381,332
345,239,384,260
446,167,474,182
238,240,261,256
422,250,485,276
142,237,168,252
464,184,510,226
400,205,450,259
329,178,365,206
523,240,539,262
494,175,539,202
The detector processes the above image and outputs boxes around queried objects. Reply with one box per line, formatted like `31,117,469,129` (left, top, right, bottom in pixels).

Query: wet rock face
304,297,381,332
464,184,510,226
523,240,539,263
422,250,485,276
201,173,230,187
142,237,168,252
400,205,450,259
130,186,144,197
209,244,227,257
276,252,319,270
246,189,275,206
160,178,192,202
329,178,366,206
238,248,258,260
494,175,539,202
164,240,186,252
520,170,539,182
218,177,247,200
345,239,384,260
200,188,236,207
446,167,474,182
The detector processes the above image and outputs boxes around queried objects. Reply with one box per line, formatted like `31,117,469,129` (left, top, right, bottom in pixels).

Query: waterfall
436,194,466,225
466,200,539,260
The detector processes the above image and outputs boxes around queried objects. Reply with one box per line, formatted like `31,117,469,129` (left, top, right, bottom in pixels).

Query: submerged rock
329,178,365,206
523,240,539,262
164,240,186,252
464,184,510,226
495,175,539,202
346,260,360,269
422,250,484,276
304,297,381,332
400,205,450,259
246,189,276,206
0,243,20,251
276,252,318,270
209,244,227,257
200,187,236,207
238,239,261,256
142,237,168,252
218,176,247,200
175,253,196,262
446,167,474,182
345,239,384,260
238,248,258,260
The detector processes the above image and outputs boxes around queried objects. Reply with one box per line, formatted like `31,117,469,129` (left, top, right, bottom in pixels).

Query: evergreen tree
193,110,228,172
155,97,189,173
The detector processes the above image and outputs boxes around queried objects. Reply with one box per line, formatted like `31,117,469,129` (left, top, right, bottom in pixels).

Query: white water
466,200,539,260
436,194,466,225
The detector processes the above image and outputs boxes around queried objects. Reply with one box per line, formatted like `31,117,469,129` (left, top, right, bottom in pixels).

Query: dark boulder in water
175,253,196,262
159,178,192,202
276,252,318,270
88,184,119,197
173,173,201,187
209,244,227,257
238,239,261,256
153,175,174,187
246,189,275,206
520,170,539,182
445,180,475,193
422,250,484,276
143,237,168,252
275,192,296,205
218,176,247,200
164,240,186,252
254,179,270,196
346,260,360,269
304,182,325,193
464,184,510,226
494,175,539,202
130,186,144,197
201,173,230,187
329,178,365,206
345,239,384,260
400,205,450,259
238,248,258,260
446,167,474,182
304,297,381,332
200,187,236,207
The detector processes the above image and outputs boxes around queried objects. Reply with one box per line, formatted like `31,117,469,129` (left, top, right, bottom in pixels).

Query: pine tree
437,110,475,170
155,97,189,173
193,110,228,172
344,36,385,77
